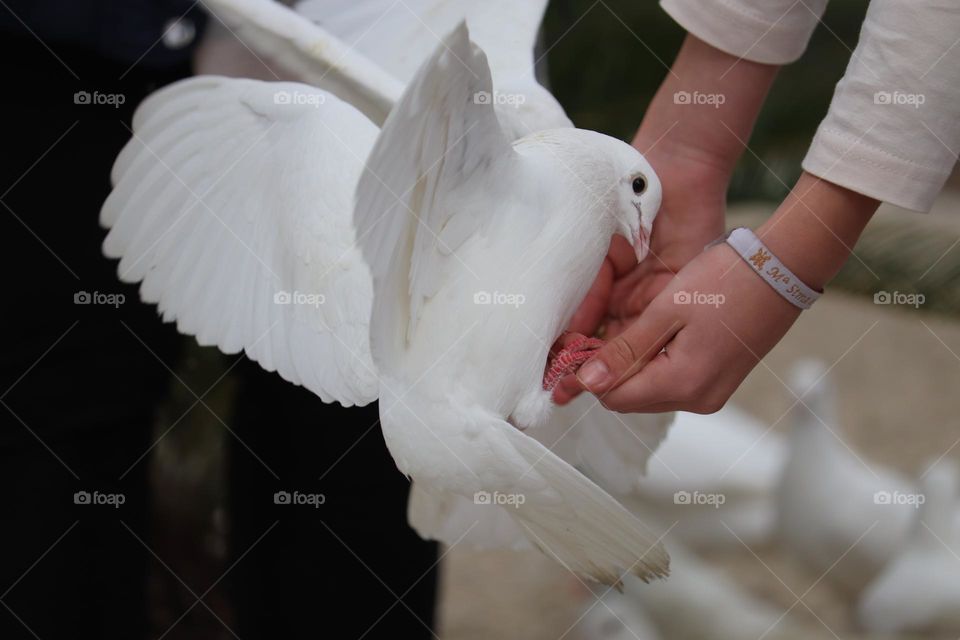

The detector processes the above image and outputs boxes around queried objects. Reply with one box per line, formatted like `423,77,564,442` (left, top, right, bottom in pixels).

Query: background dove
857,459,960,634
776,360,916,593
101,24,667,584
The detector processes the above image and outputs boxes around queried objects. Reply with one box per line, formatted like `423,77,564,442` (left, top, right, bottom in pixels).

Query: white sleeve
659,0,828,64
802,0,960,212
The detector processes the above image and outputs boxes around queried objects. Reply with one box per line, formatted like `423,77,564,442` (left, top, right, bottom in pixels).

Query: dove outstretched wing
102,76,380,406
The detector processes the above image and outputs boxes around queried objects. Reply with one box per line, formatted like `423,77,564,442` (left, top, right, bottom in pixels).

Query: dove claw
543,336,605,391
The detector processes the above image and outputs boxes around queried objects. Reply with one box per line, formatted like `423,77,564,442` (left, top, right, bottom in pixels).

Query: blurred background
2,0,958,638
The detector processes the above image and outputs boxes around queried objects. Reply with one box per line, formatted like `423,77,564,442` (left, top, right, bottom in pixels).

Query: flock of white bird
581,359,960,639
99,0,959,636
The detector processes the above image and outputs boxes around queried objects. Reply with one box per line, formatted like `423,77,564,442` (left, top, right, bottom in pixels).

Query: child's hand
564,242,801,413
560,172,878,413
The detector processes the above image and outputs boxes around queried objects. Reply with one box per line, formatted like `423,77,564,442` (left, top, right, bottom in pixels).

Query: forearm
624,35,781,268
633,34,779,181
757,172,880,291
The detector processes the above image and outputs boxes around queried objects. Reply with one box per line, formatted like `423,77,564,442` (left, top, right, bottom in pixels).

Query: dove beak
631,201,650,262
633,226,651,263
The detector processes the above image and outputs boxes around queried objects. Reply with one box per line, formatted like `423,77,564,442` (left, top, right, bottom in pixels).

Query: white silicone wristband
724,227,821,310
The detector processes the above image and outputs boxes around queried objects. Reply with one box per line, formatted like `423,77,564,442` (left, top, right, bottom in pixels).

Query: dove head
520,128,661,262
515,129,661,262
610,142,661,263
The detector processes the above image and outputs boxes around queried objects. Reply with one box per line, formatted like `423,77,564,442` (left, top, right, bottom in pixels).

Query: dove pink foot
543,334,606,391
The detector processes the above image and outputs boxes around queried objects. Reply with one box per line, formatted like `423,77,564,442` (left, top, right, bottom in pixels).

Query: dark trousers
229,363,439,639
0,35,436,640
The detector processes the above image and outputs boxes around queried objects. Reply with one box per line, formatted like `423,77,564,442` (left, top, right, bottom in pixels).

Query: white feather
102,76,380,406
202,0,403,124
204,0,572,137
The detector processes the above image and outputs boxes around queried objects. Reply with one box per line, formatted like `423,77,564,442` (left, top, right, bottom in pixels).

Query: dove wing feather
294,0,549,86
202,0,404,124
102,76,380,406
353,23,514,365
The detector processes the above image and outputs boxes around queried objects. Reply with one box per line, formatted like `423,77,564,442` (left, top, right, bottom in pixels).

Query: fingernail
577,360,609,389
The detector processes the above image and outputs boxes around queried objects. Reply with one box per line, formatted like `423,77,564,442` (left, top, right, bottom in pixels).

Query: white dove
858,459,960,635
776,359,915,593
101,24,667,584
628,404,787,550
200,0,677,523
196,0,677,502
201,0,572,137
626,542,802,640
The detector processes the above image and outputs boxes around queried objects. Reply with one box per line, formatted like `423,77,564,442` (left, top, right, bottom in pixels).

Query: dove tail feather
408,482,532,551
405,419,670,586
502,428,670,585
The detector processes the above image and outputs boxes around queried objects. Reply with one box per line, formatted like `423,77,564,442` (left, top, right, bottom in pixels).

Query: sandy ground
437,202,960,640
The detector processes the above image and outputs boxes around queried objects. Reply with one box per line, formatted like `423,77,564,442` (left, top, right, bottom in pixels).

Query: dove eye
632,175,647,195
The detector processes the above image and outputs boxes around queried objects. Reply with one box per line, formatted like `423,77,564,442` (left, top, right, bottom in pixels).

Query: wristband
719,227,822,310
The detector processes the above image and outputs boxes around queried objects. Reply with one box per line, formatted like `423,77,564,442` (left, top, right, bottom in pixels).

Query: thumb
575,308,681,395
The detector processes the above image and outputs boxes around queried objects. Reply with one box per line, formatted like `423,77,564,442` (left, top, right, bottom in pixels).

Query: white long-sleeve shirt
661,0,960,211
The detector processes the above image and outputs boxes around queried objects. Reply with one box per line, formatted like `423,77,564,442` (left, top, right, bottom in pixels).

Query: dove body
386,127,659,433
367,101,668,581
